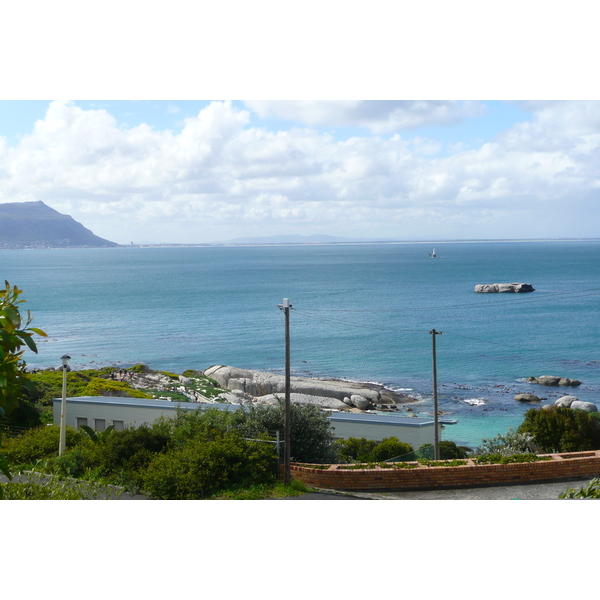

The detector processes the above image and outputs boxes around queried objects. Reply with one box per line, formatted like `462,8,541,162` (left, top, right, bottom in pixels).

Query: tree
233,401,337,464
517,407,600,453
0,281,46,497
0,280,47,416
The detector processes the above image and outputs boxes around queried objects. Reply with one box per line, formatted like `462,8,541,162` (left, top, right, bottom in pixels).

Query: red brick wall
288,451,600,491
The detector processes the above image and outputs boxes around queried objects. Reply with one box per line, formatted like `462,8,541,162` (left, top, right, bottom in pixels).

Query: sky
1,2,598,246
1,99,599,245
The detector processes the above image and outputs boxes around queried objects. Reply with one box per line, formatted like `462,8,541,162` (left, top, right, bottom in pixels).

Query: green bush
165,407,238,449
369,437,413,461
334,437,378,463
560,478,600,499
233,401,336,463
419,441,469,459
334,436,413,463
26,370,152,405
1,472,120,500
475,427,536,456
50,447,95,478
517,407,600,453
142,432,278,499
473,453,551,464
92,423,171,486
0,425,86,466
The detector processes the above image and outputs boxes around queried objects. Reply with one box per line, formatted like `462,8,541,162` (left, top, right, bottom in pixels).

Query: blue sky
0,100,532,150
0,2,598,246
0,99,598,245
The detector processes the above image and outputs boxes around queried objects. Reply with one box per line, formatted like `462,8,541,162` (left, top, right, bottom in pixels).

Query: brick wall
288,451,600,491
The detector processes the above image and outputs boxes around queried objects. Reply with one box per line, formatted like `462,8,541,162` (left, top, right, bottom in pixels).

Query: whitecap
463,397,486,406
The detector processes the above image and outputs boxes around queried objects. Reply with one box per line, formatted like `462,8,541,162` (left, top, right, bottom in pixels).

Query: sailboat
428,248,437,258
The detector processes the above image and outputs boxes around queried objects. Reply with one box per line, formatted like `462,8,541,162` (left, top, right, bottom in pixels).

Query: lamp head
60,354,71,368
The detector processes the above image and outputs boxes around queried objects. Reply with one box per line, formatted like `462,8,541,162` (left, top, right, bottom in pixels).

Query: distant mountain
224,234,358,245
0,201,118,248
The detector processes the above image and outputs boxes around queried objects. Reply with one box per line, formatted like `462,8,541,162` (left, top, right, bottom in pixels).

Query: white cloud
244,100,485,133
1,100,599,244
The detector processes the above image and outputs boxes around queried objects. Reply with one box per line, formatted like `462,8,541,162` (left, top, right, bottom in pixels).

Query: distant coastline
124,238,600,248
3,237,600,251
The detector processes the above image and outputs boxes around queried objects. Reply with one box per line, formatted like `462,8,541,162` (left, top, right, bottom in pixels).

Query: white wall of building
53,397,449,448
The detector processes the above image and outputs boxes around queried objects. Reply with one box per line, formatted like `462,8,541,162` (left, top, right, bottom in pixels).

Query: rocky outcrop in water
474,283,535,293
527,376,582,387
514,393,540,402
203,365,417,411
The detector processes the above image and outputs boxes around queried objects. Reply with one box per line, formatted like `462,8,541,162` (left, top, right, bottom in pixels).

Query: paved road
283,477,598,500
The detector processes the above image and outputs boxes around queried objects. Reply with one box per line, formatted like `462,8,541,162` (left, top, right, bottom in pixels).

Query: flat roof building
53,396,455,447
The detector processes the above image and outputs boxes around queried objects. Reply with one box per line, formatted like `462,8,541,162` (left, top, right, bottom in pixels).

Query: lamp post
58,354,71,456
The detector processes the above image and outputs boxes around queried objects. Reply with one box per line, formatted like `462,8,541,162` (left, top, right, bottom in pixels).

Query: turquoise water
2,240,600,448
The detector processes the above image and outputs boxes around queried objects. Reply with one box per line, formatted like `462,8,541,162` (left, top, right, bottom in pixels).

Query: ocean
3,240,600,448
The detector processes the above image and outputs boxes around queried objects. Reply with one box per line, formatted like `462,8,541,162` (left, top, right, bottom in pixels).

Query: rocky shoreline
203,365,418,412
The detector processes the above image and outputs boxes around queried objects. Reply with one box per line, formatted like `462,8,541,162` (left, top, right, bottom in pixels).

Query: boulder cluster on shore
203,365,418,412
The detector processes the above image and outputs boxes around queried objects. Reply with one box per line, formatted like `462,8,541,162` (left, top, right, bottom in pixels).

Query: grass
214,479,313,499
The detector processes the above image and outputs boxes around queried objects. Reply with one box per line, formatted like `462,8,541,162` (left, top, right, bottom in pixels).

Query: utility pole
429,329,442,460
278,298,292,485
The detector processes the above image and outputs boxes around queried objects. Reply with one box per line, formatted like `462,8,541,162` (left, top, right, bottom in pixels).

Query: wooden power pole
278,298,292,485
429,329,442,460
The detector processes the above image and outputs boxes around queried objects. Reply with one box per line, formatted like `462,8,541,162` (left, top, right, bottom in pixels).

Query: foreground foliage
0,280,47,416
0,404,335,499
1,472,122,500
517,407,600,453
559,478,600,499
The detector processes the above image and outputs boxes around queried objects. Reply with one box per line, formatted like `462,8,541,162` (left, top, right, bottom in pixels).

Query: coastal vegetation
517,407,600,453
560,478,600,499
0,403,335,499
17,364,227,425
0,280,47,497
334,436,413,463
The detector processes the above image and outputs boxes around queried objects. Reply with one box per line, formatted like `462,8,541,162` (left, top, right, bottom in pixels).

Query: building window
95,419,106,431
76,417,88,429
112,420,124,431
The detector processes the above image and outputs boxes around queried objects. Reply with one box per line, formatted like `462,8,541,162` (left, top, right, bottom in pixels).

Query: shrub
334,436,413,463
419,441,469,459
142,432,278,499
476,427,536,456
369,437,413,461
473,453,551,465
1,478,110,500
165,407,238,449
92,423,170,486
49,447,95,478
233,401,336,463
560,478,600,499
517,407,600,453
26,370,152,405
0,425,86,466
334,437,378,463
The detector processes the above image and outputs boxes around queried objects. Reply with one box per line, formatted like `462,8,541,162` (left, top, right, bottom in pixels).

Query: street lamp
58,354,71,456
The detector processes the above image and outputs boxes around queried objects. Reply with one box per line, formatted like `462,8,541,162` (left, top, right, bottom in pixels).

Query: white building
53,396,454,448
